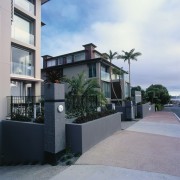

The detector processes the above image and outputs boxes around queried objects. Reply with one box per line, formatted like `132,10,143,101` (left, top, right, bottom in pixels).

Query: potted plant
44,69,64,84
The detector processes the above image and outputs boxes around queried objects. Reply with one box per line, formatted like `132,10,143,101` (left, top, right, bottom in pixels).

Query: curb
173,113,180,122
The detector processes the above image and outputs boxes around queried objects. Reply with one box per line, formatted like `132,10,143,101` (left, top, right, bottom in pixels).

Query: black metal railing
65,95,99,118
7,96,44,123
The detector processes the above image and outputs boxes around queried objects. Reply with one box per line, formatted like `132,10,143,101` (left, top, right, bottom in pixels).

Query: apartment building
0,0,49,163
41,43,130,103
0,0,49,120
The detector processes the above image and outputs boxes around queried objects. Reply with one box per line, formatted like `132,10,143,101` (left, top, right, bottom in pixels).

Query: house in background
41,43,130,103
0,0,50,164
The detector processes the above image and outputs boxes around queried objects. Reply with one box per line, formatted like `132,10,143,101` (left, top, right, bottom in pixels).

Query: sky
41,0,180,96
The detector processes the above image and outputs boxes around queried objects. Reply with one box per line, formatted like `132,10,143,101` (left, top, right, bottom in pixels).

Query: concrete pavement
0,111,180,179
51,111,180,180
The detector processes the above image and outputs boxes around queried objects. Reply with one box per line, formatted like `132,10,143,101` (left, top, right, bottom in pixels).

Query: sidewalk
51,111,180,180
0,111,179,180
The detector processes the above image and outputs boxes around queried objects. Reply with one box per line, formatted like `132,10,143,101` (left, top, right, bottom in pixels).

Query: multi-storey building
0,0,49,120
0,0,49,163
41,43,130,103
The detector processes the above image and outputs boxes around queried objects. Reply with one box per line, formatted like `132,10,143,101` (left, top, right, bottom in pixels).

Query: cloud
42,0,180,95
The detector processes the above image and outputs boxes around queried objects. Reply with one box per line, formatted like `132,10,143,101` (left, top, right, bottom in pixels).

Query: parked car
164,104,173,107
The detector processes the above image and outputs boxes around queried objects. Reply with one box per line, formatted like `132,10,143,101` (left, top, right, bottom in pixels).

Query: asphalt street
163,106,180,118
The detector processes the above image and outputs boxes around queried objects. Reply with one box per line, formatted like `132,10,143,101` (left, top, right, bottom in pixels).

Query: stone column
44,83,65,165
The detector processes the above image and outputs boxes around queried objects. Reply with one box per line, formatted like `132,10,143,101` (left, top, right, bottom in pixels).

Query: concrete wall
115,106,126,121
137,103,155,118
2,120,44,164
66,112,122,154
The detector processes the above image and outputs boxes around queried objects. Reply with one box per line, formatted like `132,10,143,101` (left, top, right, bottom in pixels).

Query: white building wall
0,1,11,120
0,0,11,165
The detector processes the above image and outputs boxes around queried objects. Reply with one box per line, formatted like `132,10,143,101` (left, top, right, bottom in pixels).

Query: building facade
0,0,49,120
0,0,49,163
42,43,130,103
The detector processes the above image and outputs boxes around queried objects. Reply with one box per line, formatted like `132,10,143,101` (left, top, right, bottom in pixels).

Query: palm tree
65,72,107,117
106,50,119,104
117,49,142,97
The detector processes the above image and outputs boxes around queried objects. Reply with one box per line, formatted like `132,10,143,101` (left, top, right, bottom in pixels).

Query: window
89,64,96,78
14,0,35,15
66,56,72,64
101,65,110,81
74,53,85,62
47,60,56,67
11,14,34,45
102,82,111,98
11,46,34,76
58,57,64,65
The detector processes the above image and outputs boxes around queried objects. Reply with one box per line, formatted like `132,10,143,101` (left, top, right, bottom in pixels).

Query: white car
164,104,173,107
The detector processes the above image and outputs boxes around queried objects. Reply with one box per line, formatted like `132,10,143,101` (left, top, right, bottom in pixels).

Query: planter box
137,103,155,118
66,112,122,154
2,120,44,164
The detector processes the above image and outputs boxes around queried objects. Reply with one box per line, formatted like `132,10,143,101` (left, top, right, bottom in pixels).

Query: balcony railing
11,62,34,77
11,25,34,45
14,0,34,15
101,71,110,82
7,96,44,123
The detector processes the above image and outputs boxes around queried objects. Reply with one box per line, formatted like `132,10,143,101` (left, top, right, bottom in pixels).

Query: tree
106,50,119,104
145,84,170,105
65,72,107,117
117,49,142,97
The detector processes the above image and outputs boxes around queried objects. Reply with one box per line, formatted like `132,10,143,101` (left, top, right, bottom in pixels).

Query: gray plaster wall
66,112,122,154
115,106,125,121
2,120,44,164
137,103,155,118
44,83,65,154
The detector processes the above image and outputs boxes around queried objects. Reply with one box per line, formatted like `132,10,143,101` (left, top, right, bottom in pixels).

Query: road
163,106,180,118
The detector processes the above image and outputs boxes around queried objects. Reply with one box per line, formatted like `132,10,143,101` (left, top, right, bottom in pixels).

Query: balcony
11,62,34,77
11,25,34,45
14,0,34,15
101,71,110,82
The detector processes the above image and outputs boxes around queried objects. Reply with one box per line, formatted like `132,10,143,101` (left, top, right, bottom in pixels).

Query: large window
47,60,56,67
14,0,35,15
74,53,85,62
11,14,34,45
102,82,111,98
101,65,110,81
89,64,96,78
66,56,72,64
11,46,34,76
58,57,64,65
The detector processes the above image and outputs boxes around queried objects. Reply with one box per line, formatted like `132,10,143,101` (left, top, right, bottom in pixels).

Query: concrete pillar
44,83,65,165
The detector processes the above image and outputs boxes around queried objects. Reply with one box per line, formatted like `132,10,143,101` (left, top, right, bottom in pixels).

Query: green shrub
73,110,116,124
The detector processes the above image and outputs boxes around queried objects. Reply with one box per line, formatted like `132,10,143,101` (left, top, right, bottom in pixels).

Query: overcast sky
41,0,180,96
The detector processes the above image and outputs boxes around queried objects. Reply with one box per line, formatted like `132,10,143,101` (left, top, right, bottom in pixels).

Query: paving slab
50,165,180,180
75,131,180,177
1,111,180,179
127,121,180,138
0,164,67,180
141,111,180,124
